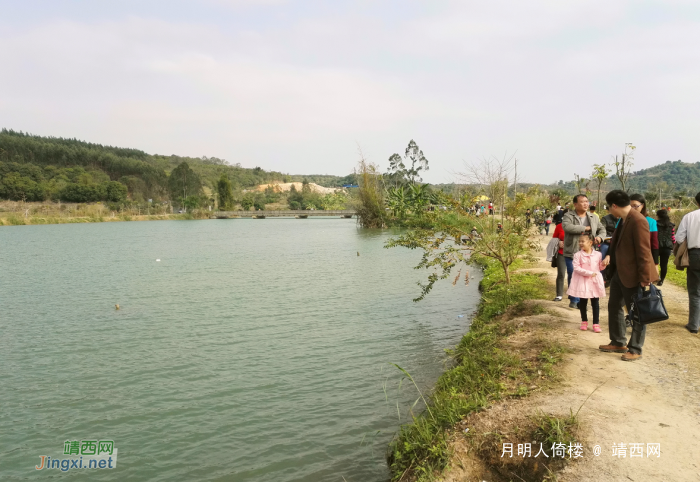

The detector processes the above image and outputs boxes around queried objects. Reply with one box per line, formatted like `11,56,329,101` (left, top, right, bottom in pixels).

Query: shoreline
0,212,211,226
391,235,700,481
387,251,573,481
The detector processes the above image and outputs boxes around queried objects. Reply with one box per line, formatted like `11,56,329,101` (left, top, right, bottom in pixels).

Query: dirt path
534,234,700,481
441,235,700,482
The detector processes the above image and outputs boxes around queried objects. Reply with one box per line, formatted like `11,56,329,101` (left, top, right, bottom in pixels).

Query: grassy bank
387,257,573,481
0,212,210,226
0,200,216,226
664,256,687,289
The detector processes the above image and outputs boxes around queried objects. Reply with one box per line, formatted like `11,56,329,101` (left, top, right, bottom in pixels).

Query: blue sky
2,1,700,183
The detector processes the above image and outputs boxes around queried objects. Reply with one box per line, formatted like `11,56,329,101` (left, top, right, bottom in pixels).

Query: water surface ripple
0,219,481,481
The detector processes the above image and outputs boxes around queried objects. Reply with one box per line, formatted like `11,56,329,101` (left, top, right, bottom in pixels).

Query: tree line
0,129,354,209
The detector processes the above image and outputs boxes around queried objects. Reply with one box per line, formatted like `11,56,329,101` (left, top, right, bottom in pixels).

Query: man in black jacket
599,208,618,279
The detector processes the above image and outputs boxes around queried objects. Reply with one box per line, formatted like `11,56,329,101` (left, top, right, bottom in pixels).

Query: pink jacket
566,250,606,299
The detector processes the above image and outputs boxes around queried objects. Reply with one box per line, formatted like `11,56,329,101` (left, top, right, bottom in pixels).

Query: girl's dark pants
578,298,599,324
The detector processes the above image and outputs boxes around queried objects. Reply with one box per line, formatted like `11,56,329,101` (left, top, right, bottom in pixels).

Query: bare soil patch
440,235,700,481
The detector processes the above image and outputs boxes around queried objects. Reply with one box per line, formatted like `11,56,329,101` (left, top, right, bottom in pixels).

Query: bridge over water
213,210,355,219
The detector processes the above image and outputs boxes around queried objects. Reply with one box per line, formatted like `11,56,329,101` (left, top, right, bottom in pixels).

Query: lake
0,218,481,481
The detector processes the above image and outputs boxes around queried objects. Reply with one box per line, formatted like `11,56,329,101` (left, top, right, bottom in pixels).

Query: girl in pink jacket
567,232,607,332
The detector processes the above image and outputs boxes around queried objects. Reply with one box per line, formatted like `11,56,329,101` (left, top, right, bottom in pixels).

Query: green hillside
0,129,349,206
626,160,700,194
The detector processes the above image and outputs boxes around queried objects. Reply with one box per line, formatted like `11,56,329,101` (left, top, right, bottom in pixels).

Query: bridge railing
214,210,355,217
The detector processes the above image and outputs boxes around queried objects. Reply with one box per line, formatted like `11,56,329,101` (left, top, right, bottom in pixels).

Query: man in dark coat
600,190,659,361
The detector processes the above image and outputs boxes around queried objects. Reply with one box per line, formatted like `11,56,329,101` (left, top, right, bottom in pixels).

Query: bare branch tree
457,153,515,227
612,143,635,192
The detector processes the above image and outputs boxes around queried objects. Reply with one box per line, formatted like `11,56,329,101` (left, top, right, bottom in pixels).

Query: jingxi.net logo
35,440,118,472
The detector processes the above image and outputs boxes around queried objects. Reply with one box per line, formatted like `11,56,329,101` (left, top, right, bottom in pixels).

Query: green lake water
0,218,481,481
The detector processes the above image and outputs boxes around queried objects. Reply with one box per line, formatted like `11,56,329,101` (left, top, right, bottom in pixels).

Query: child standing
567,232,607,332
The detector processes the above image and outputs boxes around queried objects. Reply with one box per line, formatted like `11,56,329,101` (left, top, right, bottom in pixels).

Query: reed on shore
0,200,211,226
387,255,575,481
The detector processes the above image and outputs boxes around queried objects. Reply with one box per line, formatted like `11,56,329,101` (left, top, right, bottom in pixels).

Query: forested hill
0,129,349,204
626,160,700,194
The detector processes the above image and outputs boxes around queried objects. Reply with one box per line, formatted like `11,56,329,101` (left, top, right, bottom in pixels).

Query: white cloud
1,2,700,180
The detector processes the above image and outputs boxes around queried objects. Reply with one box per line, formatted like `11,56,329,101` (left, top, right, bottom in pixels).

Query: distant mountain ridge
625,160,700,194
0,129,352,203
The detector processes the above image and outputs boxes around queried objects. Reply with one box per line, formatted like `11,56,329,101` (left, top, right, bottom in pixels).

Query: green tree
217,174,234,210
387,140,429,186
168,162,202,206
253,195,266,211
644,191,659,209
59,183,104,203
241,193,254,210
263,186,280,203
386,195,538,300
0,172,47,201
287,185,304,210
590,163,610,208
355,156,386,228
182,195,201,211
105,181,128,202
319,191,348,210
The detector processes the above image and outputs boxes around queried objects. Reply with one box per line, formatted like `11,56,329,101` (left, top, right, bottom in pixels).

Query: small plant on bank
533,411,579,448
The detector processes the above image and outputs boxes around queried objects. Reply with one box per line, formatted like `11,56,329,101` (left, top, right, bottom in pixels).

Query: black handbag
628,284,669,325
551,252,558,268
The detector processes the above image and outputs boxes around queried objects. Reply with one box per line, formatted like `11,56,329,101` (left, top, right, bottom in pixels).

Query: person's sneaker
621,351,642,362
685,324,699,334
568,301,578,309
599,343,627,353
593,324,602,333
553,296,562,302
657,280,664,286
580,321,588,331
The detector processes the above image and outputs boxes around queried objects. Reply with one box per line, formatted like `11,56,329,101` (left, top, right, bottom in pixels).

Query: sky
1,0,700,184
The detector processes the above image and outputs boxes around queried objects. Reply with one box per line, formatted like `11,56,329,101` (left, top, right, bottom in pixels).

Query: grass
533,411,578,447
664,256,687,289
0,211,211,227
387,256,564,481
5,214,26,225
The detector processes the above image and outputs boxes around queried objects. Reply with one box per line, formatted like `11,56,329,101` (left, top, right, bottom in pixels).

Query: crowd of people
467,201,492,216
546,190,700,362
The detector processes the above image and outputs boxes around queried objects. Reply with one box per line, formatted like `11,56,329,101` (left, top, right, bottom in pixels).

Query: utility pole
514,158,518,200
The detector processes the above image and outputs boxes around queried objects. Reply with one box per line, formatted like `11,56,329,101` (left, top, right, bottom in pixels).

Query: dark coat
608,209,659,288
601,213,617,238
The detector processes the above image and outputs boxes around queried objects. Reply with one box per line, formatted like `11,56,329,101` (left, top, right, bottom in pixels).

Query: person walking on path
525,209,531,228
656,209,676,287
562,195,607,309
552,212,567,301
567,232,606,332
544,213,553,235
488,201,494,215
675,192,700,334
630,194,659,265
600,190,658,362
